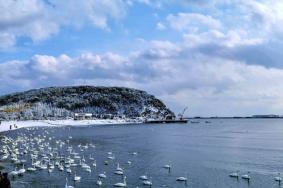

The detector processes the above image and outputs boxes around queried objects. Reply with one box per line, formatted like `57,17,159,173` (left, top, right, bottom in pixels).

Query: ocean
1,119,283,188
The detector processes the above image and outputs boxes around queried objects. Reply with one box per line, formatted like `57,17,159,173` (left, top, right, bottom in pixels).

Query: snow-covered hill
0,86,174,120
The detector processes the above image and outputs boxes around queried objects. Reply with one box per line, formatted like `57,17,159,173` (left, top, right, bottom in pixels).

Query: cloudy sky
1,0,283,116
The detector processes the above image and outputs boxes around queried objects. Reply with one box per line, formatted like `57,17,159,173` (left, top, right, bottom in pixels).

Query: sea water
2,118,283,188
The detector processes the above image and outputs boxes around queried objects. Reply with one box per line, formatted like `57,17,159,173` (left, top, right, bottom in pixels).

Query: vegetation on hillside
0,86,174,120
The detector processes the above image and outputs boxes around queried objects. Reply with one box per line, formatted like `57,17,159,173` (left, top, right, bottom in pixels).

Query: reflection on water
1,119,283,188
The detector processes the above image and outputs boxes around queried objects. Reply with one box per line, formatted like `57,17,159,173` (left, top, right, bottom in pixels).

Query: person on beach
0,172,11,188
9,125,12,130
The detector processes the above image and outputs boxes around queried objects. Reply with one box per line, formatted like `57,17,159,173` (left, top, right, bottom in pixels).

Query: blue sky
1,0,283,116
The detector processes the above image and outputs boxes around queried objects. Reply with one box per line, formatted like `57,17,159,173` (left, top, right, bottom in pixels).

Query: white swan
274,173,282,182
108,155,115,160
66,168,72,173
9,167,18,177
163,164,171,169
116,163,123,171
114,170,124,175
96,179,102,186
139,175,148,180
27,165,36,172
176,173,188,182
93,160,97,167
65,178,74,188
163,163,171,173
74,172,81,181
241,172,251,180
143,177,152,186
99,172,107,179
114,176,127,187
18,164,26,176
59,165,64,171
229,170,239,178
85,167,91,173
48,168,53,173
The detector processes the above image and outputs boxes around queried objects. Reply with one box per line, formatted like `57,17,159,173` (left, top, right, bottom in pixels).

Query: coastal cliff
0,86,174,120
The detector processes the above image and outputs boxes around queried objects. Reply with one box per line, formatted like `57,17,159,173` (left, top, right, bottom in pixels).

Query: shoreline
0,119,141,133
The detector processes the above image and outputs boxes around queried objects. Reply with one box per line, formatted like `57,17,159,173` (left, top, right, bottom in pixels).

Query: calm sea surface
2,119,283,188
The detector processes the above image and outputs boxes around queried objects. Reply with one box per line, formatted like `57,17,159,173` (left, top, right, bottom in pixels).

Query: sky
1,0,283,117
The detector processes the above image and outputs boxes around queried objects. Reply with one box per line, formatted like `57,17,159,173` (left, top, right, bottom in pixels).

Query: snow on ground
0,119,140,133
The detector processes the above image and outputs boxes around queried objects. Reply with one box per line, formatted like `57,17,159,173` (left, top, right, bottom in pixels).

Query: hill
0,86,174,120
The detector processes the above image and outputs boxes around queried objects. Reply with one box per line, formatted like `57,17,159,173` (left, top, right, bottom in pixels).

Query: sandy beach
0,119,140,133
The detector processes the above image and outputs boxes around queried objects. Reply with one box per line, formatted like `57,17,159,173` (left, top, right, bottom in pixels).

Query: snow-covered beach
0,119,140,133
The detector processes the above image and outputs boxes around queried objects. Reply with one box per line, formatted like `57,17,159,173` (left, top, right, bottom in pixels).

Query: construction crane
178,107,188,120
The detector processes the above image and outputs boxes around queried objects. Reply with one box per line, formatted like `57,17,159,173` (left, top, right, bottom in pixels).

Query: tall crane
178,107,188,120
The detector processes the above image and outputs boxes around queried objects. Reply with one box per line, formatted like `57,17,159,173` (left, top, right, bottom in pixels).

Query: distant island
0,86,175,121
189,115,283,119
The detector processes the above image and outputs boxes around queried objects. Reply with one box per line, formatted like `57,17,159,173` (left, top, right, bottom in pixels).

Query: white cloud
0,0,128,48
156,22,166,30
167,13,222,32
2,0,283,117
241,0,283,33
2,35,283,116
0,33,16,48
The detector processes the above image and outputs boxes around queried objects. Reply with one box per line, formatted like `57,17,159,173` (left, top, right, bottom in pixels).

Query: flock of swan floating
0,126,282,187
0,127,189,187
